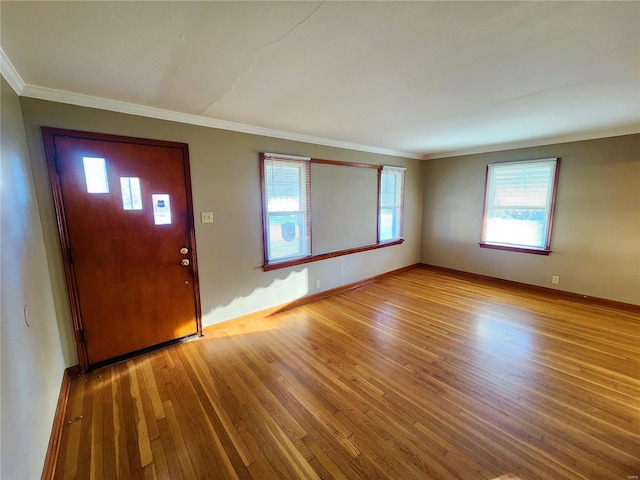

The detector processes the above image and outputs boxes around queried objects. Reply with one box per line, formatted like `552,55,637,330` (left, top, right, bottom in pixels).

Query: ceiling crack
198,1,325,116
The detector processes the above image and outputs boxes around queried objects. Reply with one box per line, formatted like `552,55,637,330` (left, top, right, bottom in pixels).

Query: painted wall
1,79,66,478
19,98,423,367
421,134,640,305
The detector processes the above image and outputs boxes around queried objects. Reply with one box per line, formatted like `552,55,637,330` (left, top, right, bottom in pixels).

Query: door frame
42,127,203,373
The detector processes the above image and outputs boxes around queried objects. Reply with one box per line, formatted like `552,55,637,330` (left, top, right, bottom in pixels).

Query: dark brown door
43,128,201,368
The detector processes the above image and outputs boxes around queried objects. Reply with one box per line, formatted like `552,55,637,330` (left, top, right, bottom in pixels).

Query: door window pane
82,157,109,193
152,194,171,225
120,177,143,210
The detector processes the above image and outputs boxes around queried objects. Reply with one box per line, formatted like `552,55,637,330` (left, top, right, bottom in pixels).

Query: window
82,157,109,193
120,177,143,210
379,166,405,242
261,153,311,263
311,161,378,254
480,158,560,254
152,194,172,225
261,153,406,270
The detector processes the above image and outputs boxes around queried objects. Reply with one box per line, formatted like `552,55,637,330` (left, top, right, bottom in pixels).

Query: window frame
260,153,312,265
379,166,405,243
260,153,405,271
479,157,561,255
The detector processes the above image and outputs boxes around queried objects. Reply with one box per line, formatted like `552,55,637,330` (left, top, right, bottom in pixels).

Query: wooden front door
43,128,201,370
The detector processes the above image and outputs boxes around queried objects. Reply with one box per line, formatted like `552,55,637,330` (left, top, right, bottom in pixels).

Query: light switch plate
201,212,214,223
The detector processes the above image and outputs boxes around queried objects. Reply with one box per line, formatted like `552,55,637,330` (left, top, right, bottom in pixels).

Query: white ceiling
2,1,639,159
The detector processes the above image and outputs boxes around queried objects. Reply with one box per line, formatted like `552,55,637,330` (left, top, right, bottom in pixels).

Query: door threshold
88,334,198,371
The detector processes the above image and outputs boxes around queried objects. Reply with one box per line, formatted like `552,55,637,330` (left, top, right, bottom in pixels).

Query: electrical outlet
201,212,214,223
315,280,321,289
552,275,560,284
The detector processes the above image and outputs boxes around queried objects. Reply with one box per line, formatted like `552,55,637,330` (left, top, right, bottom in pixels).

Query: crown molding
8,46,636,161
18,84,424,160
423,124,640,160
0,48,25,95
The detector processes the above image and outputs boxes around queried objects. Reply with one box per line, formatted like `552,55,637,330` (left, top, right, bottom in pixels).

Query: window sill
478,243,551,256
264,238,404,271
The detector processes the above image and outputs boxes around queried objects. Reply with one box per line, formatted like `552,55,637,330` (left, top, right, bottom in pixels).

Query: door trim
42,127,203,373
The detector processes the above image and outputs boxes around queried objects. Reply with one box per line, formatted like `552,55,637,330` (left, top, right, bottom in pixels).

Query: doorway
42,128,202,371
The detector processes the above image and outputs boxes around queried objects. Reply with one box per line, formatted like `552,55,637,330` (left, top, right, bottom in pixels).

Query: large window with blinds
480,158,560,255
260,153,405,270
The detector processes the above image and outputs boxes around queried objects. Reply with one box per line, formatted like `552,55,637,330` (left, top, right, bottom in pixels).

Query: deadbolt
181,258,190,266
180,247,189,255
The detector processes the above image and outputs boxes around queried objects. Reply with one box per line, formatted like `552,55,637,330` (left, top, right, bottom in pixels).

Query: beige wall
4,80,638,478
1,79,66,478
19,98,423,367
421,134,640,305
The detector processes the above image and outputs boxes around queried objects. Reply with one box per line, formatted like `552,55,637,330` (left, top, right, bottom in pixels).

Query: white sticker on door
152,194,171,225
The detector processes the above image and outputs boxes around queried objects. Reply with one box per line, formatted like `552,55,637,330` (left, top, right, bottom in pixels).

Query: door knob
181,259,190,266
180,247,189,254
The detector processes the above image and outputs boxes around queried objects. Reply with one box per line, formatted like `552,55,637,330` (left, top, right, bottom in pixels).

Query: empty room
1,2,638,479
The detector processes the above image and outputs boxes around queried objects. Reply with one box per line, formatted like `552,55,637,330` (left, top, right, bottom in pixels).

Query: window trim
479,157,560,255
263,239,404,271
260,153,405,271
379,166,406,243
260,153,312,265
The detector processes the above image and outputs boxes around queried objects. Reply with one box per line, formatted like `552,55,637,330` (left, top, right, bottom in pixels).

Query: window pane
82,157,109,193
492,163,554,208
266,164,302,212
379,167,404,242
380,173,397,207
152,194,171,225
267,213,307,260
485,209,546,247
263,155,310,262
120,177,142,210
482,159,558,250
380,207,397,241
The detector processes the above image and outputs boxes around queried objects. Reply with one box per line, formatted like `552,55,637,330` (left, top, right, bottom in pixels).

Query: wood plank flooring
54,267,640,479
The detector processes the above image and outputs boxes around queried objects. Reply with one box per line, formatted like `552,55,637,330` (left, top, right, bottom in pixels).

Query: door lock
181,259,190,266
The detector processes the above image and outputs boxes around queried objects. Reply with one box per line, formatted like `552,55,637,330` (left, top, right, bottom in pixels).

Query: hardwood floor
54,267,640,479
